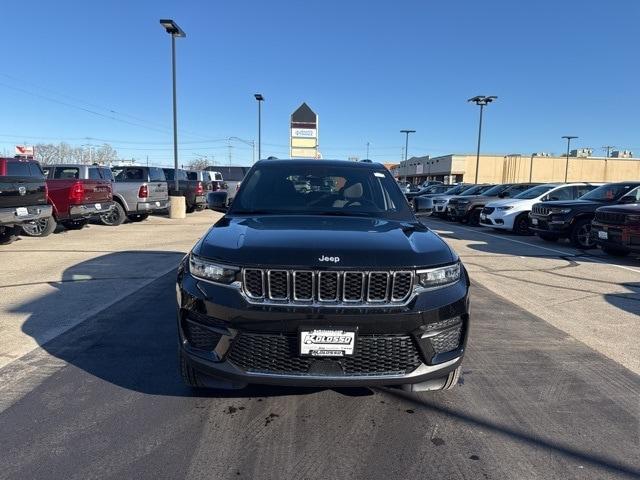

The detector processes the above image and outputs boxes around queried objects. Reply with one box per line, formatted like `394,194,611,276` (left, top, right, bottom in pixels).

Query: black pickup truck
176,159,469,393
0,157,53,244
162,168,207,213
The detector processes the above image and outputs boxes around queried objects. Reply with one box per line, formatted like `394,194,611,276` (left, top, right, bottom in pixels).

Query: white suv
480,183,601,234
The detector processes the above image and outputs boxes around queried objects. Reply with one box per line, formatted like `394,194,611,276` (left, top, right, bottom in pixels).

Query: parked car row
416,179,640,256
0,157,230,244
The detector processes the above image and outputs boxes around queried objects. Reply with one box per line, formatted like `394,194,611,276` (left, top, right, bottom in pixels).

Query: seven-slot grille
595,211,627,225
532,205,550,216
242,269,413,304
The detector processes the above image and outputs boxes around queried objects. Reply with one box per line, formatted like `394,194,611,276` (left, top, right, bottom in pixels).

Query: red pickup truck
22,164,115,235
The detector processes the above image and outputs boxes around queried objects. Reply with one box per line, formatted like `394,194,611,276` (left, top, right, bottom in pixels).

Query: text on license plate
300,329,355,357
598,230,608,240
15,207,29,216
95,203,102,210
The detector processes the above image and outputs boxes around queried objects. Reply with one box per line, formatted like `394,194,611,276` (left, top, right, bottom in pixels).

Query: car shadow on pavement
15,251,367,399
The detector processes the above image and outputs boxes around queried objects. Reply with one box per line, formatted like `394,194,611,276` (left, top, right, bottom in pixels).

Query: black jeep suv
529,182,640,248
177,160,470,392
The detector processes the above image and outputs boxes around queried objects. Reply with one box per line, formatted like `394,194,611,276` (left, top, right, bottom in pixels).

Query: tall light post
366,141,370,160
160,19,185,196
468,95,497,183
400,130,415,162
254,94,264,161
562,136,578,182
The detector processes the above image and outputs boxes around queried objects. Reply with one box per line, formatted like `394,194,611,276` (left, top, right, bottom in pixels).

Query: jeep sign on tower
290,102,320,159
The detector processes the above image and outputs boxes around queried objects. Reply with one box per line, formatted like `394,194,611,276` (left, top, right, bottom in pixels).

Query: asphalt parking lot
0,212,638,480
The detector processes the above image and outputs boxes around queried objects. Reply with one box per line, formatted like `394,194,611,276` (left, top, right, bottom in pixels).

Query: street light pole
562,136,578,182
366,141,370,160
160,19,186,195
254,94,264,161
400,130,415,162
468,95,497,184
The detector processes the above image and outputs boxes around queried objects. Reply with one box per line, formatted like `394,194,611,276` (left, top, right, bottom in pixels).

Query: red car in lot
22,164,115,235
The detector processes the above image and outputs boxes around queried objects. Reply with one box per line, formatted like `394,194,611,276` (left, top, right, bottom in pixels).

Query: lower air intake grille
183,321,222,351
227,334,422,376
430,325,462,354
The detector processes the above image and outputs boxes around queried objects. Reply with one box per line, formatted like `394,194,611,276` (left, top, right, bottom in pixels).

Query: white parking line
425,217,640,274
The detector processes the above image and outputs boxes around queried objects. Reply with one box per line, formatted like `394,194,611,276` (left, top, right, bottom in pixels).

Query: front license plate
15,207,28,217
300,329,356,357
480,213,486,220
598,230,608,240
155,201,161,207
95,203,102,210
531,217,538,225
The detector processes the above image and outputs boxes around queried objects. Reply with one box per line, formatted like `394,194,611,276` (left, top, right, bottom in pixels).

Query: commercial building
395,152,639,184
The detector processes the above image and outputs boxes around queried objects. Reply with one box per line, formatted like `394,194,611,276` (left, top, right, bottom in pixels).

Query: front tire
468,208,481,226
0,226,18,245
570,218,595,249
21,216,57,237
513,213,531,235
99,202,126,226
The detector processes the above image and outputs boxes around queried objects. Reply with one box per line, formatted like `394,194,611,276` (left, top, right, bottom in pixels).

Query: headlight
497,206,514,210
417,262,461,289
189,254,239,284
550,208,572,214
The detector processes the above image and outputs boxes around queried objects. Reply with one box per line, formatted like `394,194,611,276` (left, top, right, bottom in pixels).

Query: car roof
253,159,385,169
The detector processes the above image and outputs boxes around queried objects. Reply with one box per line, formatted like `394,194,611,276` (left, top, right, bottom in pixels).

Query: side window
576,185,596,198
88,168,102,180
112,167,126,181
124,168,144,181
548,186,575,201
186,171,197,181
100,168,114,181
149,167,166,182
623,186,640,202
54,167,79,179
6,162,32,177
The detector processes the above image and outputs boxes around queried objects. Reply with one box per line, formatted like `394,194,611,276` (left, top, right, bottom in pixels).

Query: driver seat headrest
343,183,363,199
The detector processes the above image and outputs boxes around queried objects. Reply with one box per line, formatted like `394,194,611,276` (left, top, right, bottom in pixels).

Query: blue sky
1,0,638,166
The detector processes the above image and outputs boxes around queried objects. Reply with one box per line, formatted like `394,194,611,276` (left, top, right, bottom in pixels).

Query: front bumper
480,209,517,229
176,264,470,387
68,201,115,218
528,213,571,236
590,221,640,253
137,200,170,212
0,204,52,226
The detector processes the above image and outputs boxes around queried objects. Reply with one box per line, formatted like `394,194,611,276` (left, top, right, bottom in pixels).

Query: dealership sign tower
290,102,320,159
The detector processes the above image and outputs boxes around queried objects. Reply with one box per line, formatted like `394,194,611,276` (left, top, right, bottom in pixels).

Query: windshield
514,184,557,200
579,183,639,202
481,184,511,196
230,163,414,220
460,185,493,196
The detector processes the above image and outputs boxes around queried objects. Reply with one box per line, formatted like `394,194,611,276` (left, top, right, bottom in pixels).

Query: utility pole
602,145,615,158
400,130,415,162
562,136,578,182
468,95,497,184
366,141,370,159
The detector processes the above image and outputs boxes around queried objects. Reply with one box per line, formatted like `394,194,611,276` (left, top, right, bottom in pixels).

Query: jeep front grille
242,269,414,305
532,205,550,216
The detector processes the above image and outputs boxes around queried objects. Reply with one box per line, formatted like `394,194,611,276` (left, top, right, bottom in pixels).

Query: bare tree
33,142,118,164
186,157,211,171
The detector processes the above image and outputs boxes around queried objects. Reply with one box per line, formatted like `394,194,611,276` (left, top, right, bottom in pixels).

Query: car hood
596,204,640,214
194,215,456,269
485,198,532,208
541,199,611,209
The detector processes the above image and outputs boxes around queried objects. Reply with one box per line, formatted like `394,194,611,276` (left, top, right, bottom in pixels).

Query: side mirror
619,196,636,204
207,191,228,213
414,197,433,216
